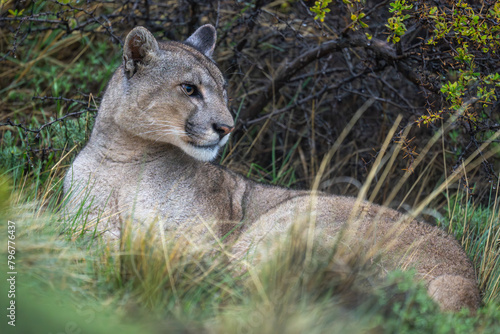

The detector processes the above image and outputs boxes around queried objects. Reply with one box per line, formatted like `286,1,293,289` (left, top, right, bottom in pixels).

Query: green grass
1,168,500,334
1,15,121,187
440,191,500,305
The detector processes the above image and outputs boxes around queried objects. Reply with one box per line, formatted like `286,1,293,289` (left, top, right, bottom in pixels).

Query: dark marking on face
161,42,226,91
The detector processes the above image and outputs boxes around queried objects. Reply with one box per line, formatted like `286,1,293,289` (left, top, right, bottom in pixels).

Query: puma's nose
213,123,235,138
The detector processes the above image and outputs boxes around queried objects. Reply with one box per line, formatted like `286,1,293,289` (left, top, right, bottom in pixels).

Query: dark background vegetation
1,0,499,212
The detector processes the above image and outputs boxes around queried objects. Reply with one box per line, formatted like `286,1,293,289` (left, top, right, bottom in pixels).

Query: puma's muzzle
213,123,234,138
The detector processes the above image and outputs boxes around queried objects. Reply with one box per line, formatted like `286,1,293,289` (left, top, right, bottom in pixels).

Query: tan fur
64,26,480,312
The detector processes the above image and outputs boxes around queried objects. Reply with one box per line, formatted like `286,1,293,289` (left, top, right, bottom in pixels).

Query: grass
441,190,500,305
2,168,500,334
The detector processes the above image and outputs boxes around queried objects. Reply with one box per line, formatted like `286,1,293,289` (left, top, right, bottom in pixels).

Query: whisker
139,130,186,136
155,120,180,124
139,128,174,135
138,101,157,114
140,121,184,129
137,124,186,134
139,126,187,135
154,133,174,143
145,120,179,126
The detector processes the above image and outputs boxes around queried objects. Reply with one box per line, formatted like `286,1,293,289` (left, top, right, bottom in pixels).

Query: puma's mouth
182,133,231,162
190,142,219,150
188,133,230,149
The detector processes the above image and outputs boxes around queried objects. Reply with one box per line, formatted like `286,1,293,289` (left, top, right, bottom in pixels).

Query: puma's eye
181,84,197,96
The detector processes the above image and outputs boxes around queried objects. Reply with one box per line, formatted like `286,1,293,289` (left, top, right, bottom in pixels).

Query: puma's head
108,25,234,161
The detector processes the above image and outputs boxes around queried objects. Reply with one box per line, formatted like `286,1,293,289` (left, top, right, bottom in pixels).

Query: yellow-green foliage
310,0,332,22
385,0,413,43
419,1,500,127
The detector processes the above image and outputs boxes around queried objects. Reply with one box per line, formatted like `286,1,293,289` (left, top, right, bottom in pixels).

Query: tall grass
442,187,500,305
2,144,500,334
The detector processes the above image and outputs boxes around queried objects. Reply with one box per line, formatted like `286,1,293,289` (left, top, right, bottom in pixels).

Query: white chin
182,143,220,161
179,134,231,162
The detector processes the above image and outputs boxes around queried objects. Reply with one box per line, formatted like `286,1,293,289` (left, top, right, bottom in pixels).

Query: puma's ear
184,24,217,58
123,26,159,79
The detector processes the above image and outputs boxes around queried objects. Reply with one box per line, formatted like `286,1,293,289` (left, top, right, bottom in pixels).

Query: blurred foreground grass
1,171,500,334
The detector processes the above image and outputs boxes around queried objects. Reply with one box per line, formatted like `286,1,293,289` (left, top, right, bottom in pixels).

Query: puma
64,25,480,312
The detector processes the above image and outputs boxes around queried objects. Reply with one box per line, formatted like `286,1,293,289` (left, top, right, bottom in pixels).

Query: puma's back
64,25,480,312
